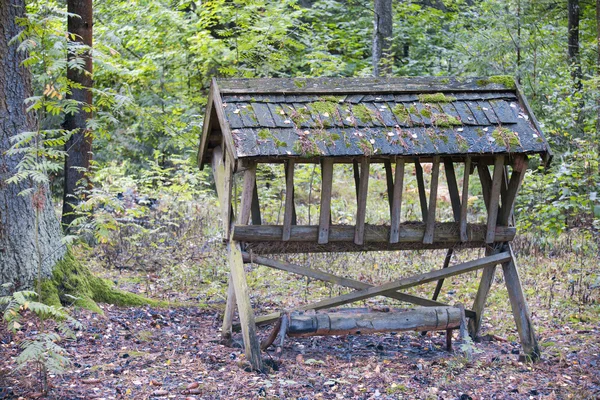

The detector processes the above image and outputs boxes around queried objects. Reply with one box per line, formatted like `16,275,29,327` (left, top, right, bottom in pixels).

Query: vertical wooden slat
477,162,493,211
221,278,236,342
486,156,505,243
354,157,370,245
423,156,440,244
353,160,360,203
498,155,528,225
211,146,233,238
384,160,394,219
414,159,428,221
318,159,334,244
284,160,297,225
432,248,453,300
389,158,405,244
460,157,471,242
250,180,261,225
282,160,295,241
444,160,461,222
468,246,500,338
238,163,256,225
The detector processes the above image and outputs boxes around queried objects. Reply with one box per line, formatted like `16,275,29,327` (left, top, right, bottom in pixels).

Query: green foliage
1,284,82,394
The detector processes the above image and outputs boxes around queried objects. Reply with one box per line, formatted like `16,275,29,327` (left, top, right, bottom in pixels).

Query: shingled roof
198,77,551,168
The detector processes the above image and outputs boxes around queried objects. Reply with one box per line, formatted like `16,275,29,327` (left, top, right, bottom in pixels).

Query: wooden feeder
197,76,551,370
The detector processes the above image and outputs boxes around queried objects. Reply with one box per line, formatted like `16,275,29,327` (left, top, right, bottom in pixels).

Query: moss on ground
41,251,163,314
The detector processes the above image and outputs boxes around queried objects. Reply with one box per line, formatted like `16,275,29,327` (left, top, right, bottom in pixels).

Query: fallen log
286,306,461,337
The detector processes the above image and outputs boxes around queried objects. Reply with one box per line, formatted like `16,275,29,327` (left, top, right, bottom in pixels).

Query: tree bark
568,0,582,91
373,0,393,77
0,0,66,292
597,0,600,167
61,0,93,229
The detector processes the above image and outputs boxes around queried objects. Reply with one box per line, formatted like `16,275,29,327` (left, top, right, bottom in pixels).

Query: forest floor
1,243,599,399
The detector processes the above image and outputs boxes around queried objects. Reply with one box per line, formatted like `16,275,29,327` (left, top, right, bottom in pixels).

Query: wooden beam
318,159,334,244
238,163,256,225
501,243,540,360
221,278,236,342
415,160,428,221
228,240,263,371
241,252,475,317
477,163,493,211
460,157,471,242
282,160,295,241
354,157,370,245
210,79,238,166
384,160,394,219
251,180,262,225
444,160,461,222
287,307,462,337
234,223,515,243
353,160,360,203
498,155,528,225
423,157,440,244
211,146,233,238
273,252,511,313
486,156,505,244
431,248,453,301
389,158,405,244
468,246,499,338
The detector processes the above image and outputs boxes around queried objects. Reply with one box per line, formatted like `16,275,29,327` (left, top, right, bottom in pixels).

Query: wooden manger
197,76,552,370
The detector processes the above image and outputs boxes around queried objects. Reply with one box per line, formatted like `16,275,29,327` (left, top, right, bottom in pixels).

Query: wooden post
444,160,461,222
221,279,236,342
238,163,257,225
251,180,262,225
460,157,471,242
211,147,233,237
389,158,405,244
353,160,360,203
423,156,440,244
228,240,263,370
477,162,493,211
354,157,370,245
415,159,428,221
318,159,334,244
498,155,528,225
282,160,295,241
384,160,394,219
468,246,500,338
431,248,453,301
486,156,505,243
502,243,540,360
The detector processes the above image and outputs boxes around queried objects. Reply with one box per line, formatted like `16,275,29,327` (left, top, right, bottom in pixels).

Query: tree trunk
568,0,581,88
0,0,66,292
597,0,600,168
373,0,393,77
61,0,93,229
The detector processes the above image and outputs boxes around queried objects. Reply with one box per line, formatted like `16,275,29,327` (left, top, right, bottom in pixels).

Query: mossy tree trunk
1,0,155,311
0,0,66,292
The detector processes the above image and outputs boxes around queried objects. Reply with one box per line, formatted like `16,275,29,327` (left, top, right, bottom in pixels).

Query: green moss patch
41,251,162,314
431,113,462,127
392,104,410,124
492,126,522,150
417,93,457,103
476,75,516,89
351,104,375,123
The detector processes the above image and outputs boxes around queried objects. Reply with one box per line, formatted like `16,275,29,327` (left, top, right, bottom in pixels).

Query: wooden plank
228,240,263,370
444,160,461,222
384,160,394,219
234,223,516,243
486,156,505,243
221,278,236,342
287,307,462,337
241,252,475,317
211,146,233,237
198,84,215,168
211,79,239,165
460,157,471,242
238,163,256,225
423,157,440,244
389,158,405,243
354,157,370,245
477,163,493,211
414,160,428,221
282,160,295,241
280,252,511,312
353,160,360,203
468,246,499,338
498,155,528,225
217,76,516,94
501,244,541,360
318,159,334,244
251,180,261,225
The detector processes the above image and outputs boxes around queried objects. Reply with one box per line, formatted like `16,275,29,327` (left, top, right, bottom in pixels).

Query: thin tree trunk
0,0,66,292
373,0,393,77
568,0,583,134
597,0,600,168
61,0,93,229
